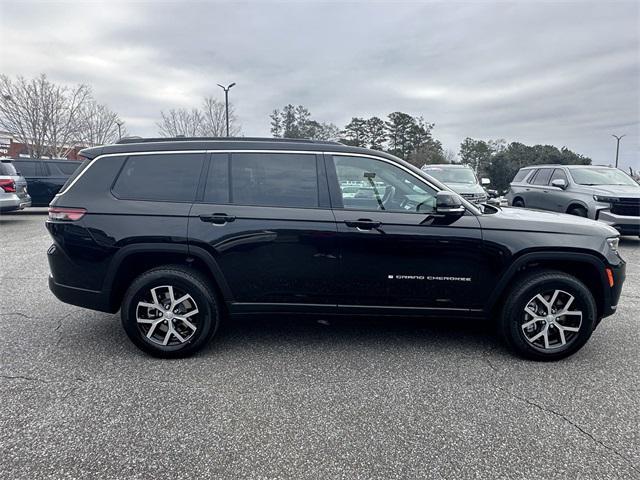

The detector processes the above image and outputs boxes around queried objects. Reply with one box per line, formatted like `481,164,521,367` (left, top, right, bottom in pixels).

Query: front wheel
121,266,220,358
499,270,597,361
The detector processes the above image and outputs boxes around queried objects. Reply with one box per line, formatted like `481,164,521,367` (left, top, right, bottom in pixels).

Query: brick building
0,131,85,160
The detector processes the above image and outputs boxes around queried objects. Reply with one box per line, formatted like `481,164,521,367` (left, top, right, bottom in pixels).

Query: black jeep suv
46,138,626,360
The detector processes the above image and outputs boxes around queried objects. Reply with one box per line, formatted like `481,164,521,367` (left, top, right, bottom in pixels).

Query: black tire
499,270,597,361
568,206,588,217
121,266,220,358
512,198,525,207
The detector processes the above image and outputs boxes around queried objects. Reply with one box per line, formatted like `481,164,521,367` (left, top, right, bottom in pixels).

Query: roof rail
115,136,343,146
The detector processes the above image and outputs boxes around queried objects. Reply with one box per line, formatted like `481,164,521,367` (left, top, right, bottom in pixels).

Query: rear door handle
199,213,236,225
344,219,382,231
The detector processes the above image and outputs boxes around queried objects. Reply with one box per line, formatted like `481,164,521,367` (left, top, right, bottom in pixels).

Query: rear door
188,151,339,313
527,168,554,209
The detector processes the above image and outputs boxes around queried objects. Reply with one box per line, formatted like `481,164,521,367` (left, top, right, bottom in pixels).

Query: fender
565,200,589,213
485,250,610,314
103,243,234,308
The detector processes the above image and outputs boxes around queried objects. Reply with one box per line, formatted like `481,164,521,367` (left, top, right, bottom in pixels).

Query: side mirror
481,178,490,185
436,191,465,216
487,189,498,198
551,178,567,189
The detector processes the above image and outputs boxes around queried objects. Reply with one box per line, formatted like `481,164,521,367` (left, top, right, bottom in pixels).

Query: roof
520,164,611,169
78,136,399,162
422,164,471,169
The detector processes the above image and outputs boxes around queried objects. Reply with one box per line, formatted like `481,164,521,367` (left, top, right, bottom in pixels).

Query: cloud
1,0,638,169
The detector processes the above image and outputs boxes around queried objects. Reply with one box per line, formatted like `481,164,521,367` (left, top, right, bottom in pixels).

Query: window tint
51,161,81,175
231,153,318,208
0,162,18,176
203,154,229,203
333,155,437,213
112,153,204,202
512,169,530,183
12,161,38,176
532,168,553,185
550,168,568,184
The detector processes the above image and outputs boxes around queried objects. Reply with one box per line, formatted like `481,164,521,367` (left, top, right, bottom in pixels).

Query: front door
188,151,339,312
327,154,490,314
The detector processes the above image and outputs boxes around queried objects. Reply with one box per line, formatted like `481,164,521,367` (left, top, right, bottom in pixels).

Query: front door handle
199,213,236,225
344,219,382,231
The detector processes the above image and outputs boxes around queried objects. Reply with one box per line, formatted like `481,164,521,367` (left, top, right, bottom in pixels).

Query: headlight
606,237,619,253
594,195,619,203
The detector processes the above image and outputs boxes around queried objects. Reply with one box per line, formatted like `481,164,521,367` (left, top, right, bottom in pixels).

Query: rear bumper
596,209,640,236
48,275,116,313
0,194,31,212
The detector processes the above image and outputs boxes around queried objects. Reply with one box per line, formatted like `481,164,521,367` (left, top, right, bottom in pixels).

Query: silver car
421,164,491,203
506,164,640,236
0,159,31,213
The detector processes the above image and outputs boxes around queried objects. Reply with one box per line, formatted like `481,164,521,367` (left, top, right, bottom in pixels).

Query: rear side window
112,153,204,202
0,161,18,176
50,161,81,175
12,161,38,176
532,168,553,185
512,169,530,183
230,153,319,208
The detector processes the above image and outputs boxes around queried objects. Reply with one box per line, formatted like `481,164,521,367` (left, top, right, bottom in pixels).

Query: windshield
570,168,637,186
423,167,477,184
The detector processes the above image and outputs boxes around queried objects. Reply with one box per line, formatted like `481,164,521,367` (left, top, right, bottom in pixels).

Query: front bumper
602,260,626,319
596,209,640,236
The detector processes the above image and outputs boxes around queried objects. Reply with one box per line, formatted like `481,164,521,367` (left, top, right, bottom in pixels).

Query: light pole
612,134,625,168
116,121,123,140
217,82,236,137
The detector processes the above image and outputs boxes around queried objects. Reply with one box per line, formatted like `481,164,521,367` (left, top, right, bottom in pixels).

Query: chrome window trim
56,149,478,214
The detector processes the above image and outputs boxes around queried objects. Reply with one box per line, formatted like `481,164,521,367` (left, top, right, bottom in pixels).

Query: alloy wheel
521,289,583,350
136,285,199,346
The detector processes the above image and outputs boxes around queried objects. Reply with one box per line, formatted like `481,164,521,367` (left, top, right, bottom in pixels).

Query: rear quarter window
112,153,204,202
512,169,530,183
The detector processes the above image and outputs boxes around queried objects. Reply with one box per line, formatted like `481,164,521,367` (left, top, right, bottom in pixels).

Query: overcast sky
1,0,638,169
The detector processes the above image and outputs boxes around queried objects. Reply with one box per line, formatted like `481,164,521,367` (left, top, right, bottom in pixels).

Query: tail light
0,179,16,193
48,207,86,221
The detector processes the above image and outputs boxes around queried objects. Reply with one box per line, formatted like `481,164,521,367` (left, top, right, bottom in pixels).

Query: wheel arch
566,201,589,214
104,243,233,312
486,251,610,319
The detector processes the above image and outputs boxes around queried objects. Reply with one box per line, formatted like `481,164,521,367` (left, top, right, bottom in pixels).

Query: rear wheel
568,205,588,217
499,270,597,361
512,198,525,207
121,266,220,358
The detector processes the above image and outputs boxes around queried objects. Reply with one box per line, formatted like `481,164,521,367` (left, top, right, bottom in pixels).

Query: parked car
0,159,31,212
47,137,625,361
506,165,640,237
421,164,490,204
11,159,82,206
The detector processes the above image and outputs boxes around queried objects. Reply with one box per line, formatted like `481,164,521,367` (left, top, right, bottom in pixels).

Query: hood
445,183,485,195
481,207,618,237
588,184,640,197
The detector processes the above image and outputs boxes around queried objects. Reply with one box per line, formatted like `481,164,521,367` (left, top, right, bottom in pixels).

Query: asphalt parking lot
1,210,638,479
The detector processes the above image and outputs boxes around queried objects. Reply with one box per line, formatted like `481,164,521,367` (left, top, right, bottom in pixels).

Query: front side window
532,168,553,185
231,153,319,208
549,168,568,184
112,153,204,202
333,155,437,213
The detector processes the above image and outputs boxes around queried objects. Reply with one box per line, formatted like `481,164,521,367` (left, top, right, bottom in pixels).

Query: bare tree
79,100,126,146
0,74,94,158
202,97,240,136
157,108,204,137
157,97,241,137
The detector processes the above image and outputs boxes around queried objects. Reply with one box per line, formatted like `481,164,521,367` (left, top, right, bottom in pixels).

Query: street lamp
217,82,236,137
612,134,625,168
116,121,123,140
